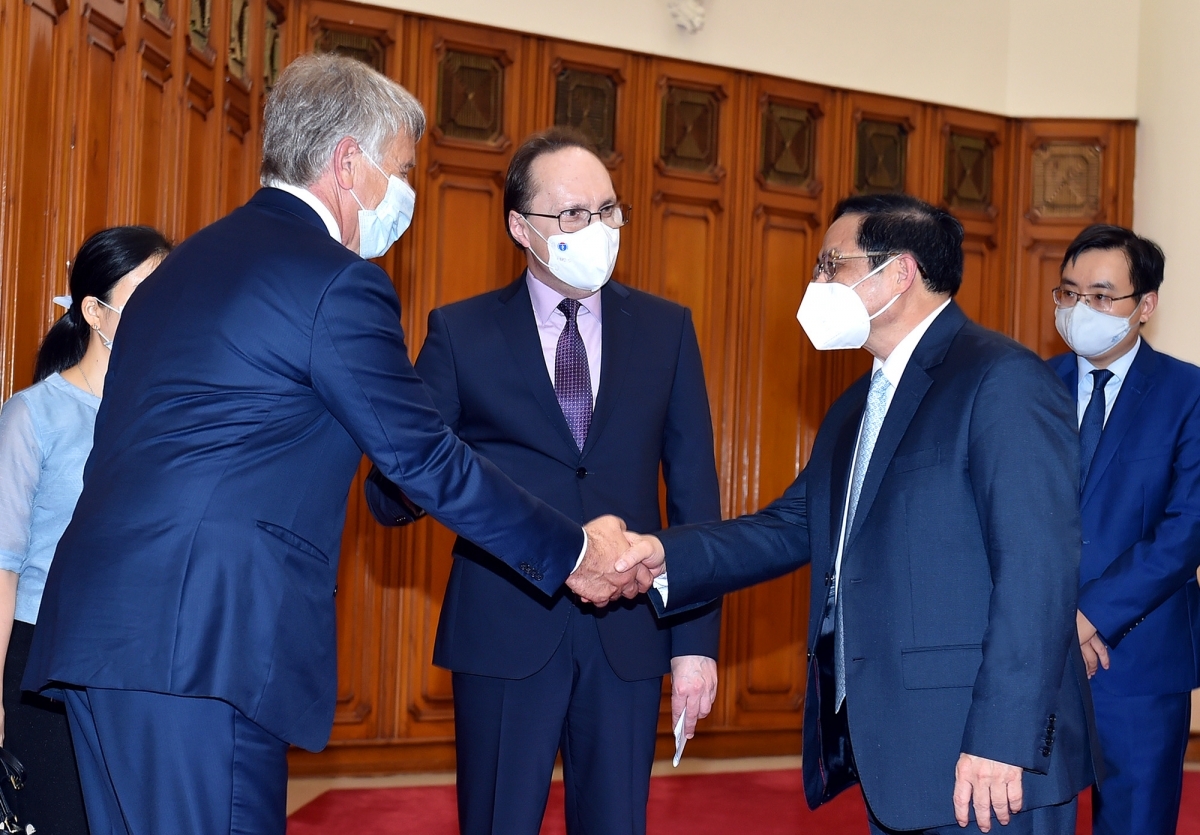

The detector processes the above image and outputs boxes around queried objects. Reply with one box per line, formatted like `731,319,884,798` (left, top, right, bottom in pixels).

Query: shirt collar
264,181,341,241
872,298,953,388
1078,336,1141,386
525,271,602,325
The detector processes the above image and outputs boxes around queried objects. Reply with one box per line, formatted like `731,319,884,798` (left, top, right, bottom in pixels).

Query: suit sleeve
960,352,1080,773
311,261,582,595
1079,390,1200,645
659,310,723,659
653,472,810,616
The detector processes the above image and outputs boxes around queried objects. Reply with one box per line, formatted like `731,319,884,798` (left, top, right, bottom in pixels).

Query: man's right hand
567,516,662,605
1076,610,1110,678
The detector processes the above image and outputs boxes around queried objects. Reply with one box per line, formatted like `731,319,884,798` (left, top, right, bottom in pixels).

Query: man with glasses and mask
1048,224,1200,835
622,193,1100,834
22,57,652,835
367,126,722,835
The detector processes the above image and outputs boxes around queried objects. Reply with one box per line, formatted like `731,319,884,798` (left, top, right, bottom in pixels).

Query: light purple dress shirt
526,272,602,400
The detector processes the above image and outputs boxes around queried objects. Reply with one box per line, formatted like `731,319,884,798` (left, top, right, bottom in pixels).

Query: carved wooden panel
554,68,616,159
130,32,174,228
945,132,993,213
313,27,385,71
73,7,124,240
228,0,250,79
760,100,815,190
189,0,211,52
660,84,721,175
263,0,284,90
855,118,907,195
1031,142,1102,220
437,49,504,145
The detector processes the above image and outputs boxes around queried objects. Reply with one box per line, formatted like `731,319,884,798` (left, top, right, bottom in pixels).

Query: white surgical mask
524,218,619,293
94,298,123,350
795,255,900,350
351,152,415,260
1055,302,1139,359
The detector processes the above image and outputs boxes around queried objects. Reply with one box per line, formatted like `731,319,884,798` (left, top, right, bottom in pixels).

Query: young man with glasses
1048,224,1200,835
366,126,722,835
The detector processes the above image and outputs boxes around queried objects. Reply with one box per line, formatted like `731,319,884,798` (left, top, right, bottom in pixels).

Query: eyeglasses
813,250,893,283
523,204,632,234
1051,287,1139,313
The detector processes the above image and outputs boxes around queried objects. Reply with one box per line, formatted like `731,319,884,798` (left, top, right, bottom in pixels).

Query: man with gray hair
24,53,649,835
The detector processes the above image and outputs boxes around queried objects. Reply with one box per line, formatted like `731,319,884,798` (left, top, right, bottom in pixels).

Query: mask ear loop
848,254,902,320
519,216,555,273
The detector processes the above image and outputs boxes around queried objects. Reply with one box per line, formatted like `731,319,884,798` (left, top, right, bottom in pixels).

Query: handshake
565,515,666,605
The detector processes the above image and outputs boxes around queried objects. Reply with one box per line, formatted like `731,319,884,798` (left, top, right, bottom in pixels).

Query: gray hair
260,53,426,187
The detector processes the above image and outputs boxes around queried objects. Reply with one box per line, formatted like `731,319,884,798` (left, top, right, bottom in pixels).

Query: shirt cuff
653,571,669,606
574,529,588,571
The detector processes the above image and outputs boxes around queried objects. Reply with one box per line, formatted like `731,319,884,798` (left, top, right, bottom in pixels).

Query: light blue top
0,373,100,623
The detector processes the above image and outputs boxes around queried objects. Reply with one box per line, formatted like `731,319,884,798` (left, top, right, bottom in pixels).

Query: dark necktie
555,299,592,451
1079,368,1114,488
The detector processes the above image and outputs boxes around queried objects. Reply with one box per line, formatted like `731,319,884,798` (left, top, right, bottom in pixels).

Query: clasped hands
565,515,665,605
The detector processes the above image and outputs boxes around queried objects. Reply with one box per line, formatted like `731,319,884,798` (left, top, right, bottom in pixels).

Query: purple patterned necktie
555,298,592,451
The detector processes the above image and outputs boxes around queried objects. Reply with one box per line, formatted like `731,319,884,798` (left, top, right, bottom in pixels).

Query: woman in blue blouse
0,226,170,832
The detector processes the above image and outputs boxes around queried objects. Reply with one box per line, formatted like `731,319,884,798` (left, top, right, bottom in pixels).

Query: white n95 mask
352,153,416,260
524,219,620,293
796,255,900,350
1055,302,1137,358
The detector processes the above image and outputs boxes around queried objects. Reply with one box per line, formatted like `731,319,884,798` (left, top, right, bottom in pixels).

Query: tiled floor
286,755,803,815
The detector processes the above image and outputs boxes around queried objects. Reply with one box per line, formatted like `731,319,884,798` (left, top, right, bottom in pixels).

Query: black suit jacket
654,303,1100,830
370,277,721,680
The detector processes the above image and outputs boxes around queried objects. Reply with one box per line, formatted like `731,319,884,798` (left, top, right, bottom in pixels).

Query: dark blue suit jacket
23,189,583,752
654,303,1100,830
1050,342,1200,696
369,277,721,680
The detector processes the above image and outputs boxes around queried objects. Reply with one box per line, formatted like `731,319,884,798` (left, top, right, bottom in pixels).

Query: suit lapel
494,278,581,459
1081,342,1159,506
846,303,964,547
581,283,634,459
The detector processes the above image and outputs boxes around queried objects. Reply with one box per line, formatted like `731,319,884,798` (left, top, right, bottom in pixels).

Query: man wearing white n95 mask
367,127,722,835
23,56,648,835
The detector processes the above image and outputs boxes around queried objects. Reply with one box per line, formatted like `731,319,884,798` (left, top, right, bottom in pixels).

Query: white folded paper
673,708,687,767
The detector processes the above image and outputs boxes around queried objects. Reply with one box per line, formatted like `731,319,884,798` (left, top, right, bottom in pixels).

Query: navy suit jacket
368,277,721,680
1050,342,1200,696
23,189,583,752
654,303,1100,831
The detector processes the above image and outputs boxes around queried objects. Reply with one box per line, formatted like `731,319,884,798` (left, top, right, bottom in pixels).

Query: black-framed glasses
524,203,632,234
1052,287,1139,313
812,250,893,283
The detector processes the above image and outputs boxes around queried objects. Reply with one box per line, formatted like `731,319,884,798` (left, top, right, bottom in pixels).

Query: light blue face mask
350,151,416,259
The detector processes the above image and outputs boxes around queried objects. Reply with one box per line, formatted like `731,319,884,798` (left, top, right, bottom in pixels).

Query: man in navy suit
23,55,651,835
1048,224,1200,835
368,127,722,835
623,194,1100,833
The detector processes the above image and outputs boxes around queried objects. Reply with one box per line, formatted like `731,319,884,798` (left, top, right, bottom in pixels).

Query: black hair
1061,224,1165,297
34,225,172,382
503,126,600,248
830,194,965,296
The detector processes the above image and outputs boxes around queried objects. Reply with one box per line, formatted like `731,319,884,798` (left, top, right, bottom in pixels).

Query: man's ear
508,211,532,250
331,136,361,191
895,253,921,293
1137,291,1159,325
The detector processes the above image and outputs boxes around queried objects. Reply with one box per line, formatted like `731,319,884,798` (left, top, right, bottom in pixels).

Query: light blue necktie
836,368,891,710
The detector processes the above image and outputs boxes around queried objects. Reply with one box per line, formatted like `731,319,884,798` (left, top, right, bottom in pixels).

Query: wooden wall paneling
838,90,934,203
125,0,177,230
0,0,73,399
218,0,255,217
176,0,220,238
1010,119,1138,357
932,106,1011,334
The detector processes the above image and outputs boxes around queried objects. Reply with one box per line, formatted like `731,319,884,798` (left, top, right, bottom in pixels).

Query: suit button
1041,747,1051,757
333,584,338,597
576,467,588,479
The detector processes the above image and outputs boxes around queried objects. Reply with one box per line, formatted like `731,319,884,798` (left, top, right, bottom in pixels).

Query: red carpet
288,769,1200,834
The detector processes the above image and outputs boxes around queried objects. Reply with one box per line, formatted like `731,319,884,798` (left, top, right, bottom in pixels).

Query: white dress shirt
1075,337,1140,428
263,180,341,241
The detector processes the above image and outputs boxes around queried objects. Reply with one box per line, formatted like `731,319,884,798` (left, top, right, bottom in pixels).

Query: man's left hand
670,655,717,739
953,753,1022,832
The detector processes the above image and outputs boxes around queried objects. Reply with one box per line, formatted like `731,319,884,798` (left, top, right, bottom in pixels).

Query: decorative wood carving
437,49,504,145
1031,142,1102,219
312,27,385,72
554,68,616,159
855,118,907,194
188,0,211,51
760,100,814,189
263,0,284,91
944,131,993,212
142,0,168,26
660,84,719,174
228,0,250,80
